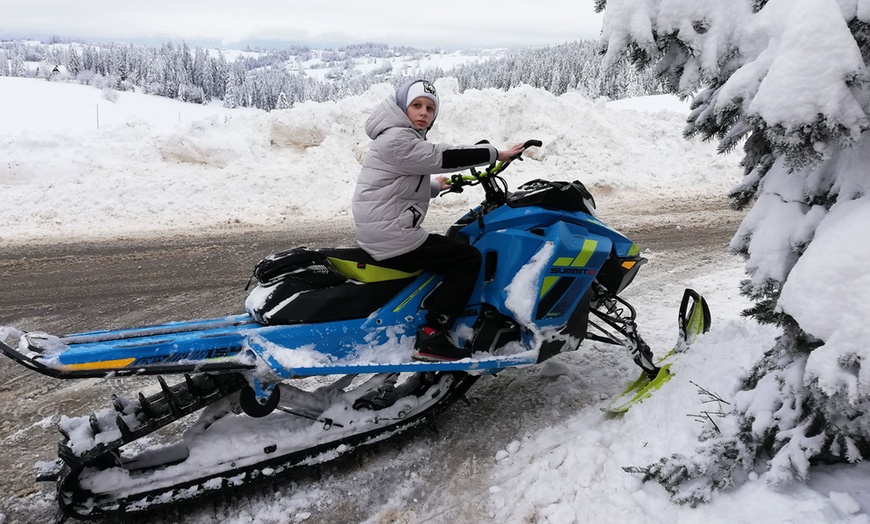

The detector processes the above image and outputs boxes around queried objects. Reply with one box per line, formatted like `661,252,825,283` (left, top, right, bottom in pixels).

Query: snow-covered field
1,76,868,523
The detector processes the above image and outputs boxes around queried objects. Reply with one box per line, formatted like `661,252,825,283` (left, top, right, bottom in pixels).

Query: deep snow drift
0,75,735,246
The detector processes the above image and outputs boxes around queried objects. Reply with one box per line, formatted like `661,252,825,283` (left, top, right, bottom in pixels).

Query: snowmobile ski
605,288,711,414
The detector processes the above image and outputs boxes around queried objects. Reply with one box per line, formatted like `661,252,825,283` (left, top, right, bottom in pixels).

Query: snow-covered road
0,200,745,523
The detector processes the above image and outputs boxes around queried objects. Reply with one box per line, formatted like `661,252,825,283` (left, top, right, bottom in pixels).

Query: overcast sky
5,1,605,49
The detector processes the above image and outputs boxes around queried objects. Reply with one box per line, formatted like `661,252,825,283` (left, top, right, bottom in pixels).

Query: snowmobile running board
0,313,540,380
0,315,259,379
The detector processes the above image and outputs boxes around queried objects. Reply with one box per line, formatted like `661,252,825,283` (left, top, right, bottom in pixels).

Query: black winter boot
412,326,471,362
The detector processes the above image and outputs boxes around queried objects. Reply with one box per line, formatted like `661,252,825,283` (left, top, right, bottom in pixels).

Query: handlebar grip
508,140,542,162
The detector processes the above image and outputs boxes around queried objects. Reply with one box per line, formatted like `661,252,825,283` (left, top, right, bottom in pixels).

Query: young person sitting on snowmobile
352,79,524,362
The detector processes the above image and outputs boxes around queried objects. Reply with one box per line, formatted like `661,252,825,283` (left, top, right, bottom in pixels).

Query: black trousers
377,234,482,329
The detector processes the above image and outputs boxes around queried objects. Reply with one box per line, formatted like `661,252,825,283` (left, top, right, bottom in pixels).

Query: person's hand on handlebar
497,142,526,163
438,140,539,191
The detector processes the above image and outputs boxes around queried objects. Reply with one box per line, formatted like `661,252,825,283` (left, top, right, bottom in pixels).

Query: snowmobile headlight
597,256,647,295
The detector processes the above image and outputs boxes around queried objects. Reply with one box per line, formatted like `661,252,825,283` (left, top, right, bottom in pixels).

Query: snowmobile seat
246,247,423,325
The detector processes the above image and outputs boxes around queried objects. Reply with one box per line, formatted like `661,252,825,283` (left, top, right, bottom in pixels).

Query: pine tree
64,47,82,77
197,49,213,103
81,45,96,72
142,48,160,93
223,71,238,109
212,51,228,100
597,0,870,503
276,91,291,110
10,53,26,77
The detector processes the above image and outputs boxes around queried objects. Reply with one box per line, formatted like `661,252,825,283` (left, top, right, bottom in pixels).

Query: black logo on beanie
423,81,436,95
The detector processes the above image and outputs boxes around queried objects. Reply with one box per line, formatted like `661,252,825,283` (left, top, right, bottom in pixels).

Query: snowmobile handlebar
440,139,541,207
442,139,541,193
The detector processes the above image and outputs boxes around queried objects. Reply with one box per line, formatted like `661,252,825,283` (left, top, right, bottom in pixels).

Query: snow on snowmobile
0,139,710,521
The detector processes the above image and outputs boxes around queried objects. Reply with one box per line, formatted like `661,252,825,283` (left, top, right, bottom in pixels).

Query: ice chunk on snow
829,491,860,515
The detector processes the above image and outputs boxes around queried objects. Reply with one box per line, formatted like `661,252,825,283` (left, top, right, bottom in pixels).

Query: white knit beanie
396,79,439,119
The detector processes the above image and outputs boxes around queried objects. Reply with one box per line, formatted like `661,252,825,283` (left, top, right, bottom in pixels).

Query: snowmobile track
53,371,478,521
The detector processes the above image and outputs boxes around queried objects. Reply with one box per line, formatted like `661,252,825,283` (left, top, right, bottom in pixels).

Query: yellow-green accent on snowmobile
327,257,422,283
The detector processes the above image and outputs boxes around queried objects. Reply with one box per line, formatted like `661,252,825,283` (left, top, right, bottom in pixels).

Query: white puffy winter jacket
352,95,498,261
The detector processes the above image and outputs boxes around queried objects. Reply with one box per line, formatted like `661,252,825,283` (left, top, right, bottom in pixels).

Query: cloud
6,1,604,48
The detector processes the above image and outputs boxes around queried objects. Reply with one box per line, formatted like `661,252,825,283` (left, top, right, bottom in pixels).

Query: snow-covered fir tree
10,53,27,77
64,46,82,77
598,0,870,504
276,91,291,110
223,72,238,109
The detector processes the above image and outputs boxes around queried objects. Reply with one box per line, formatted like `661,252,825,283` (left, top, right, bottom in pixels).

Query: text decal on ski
0,138,711,520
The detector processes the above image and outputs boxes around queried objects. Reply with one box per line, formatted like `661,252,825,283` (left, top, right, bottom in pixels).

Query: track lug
111,393,125,413
116,414,134,440
185,374,201,398
158,376,182,417
138,392,156,419
88,413,101,436
58,443,79,468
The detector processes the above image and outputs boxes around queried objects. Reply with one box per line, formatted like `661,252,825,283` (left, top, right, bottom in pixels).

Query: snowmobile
0,139,710,521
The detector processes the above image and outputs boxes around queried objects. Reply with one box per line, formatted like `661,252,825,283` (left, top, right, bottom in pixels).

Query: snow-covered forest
0,38,664,110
